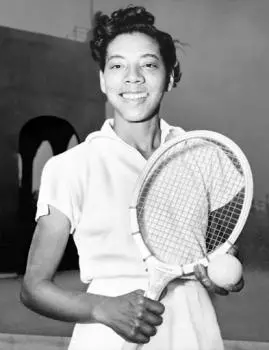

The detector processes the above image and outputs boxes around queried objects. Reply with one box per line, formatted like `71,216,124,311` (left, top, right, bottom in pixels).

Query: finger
193,263,207,281
200,275,229,296
130,320,157,344
134,334,150,345
128,323,150,345
194,264,229,296
143,297,165,315
211,284,229,296
138,310,163,326
227,277,245,292
138,320,157,337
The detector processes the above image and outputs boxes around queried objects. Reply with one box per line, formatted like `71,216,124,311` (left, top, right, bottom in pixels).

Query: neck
113,117,161,159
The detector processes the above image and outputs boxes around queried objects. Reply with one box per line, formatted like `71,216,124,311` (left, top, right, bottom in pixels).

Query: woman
21,6,243,350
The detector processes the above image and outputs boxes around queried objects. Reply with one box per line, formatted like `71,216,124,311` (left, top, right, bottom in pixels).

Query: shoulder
47,130,105,165
45,142,88,169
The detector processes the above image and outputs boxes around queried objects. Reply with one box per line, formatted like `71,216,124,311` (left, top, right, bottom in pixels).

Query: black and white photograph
0,1,268,349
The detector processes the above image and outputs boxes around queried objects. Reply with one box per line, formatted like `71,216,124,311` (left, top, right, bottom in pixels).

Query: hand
194,264,244,295
194,245,244,296
93,289,165,344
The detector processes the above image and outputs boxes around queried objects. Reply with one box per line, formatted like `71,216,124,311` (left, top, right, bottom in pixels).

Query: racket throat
146,265,182,300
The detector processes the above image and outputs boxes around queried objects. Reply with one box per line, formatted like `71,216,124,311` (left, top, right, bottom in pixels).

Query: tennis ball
207,254,243,289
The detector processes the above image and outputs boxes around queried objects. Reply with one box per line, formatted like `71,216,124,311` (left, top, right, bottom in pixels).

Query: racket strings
138,142,208,264
206,189,244,251
137,138,246,265
205,146,245,251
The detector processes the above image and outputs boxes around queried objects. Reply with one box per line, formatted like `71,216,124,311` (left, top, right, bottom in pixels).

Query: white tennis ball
207,254,243,289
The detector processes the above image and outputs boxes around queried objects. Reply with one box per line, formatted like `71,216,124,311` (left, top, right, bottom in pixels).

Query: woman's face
100,32,172,123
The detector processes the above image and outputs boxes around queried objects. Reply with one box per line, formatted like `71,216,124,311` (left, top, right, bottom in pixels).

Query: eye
143,63,158,69
110,64,122,69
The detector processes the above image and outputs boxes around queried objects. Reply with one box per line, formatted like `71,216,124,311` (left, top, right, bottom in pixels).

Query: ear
166,73,174,92
99,70,106,94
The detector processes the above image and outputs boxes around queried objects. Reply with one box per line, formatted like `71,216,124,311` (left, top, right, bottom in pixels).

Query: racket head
130,130,253,275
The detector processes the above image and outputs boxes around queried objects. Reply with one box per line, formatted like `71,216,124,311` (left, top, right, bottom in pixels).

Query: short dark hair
90,6,182,88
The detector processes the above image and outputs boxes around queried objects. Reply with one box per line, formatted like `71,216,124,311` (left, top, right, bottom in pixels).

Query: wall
0,25,105,271
0,0,92,39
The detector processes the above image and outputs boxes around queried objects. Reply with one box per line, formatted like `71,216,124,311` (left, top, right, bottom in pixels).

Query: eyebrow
106,53,160,62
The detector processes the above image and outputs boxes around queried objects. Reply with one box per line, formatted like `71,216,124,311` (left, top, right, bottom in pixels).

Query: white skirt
68,277,224,350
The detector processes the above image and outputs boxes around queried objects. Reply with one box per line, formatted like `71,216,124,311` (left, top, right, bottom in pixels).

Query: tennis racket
122,130,253,350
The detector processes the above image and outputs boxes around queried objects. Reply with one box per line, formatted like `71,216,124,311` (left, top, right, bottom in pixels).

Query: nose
125,65,144,84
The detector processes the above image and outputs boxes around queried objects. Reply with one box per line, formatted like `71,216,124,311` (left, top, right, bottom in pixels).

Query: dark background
0,25,105,273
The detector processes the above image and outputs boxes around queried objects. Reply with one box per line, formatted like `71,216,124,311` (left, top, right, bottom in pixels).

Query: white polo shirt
36,119,185,283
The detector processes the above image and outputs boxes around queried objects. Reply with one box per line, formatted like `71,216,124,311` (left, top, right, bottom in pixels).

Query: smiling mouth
120,92,148,100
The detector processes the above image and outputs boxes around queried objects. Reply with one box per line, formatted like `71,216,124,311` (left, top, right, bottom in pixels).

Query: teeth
122,92,147,100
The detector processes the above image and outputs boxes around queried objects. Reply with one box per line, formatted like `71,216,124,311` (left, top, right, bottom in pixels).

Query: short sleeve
35,156,78,233
208,148,244,212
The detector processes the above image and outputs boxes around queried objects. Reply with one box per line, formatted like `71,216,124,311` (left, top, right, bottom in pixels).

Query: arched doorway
17,116,79,273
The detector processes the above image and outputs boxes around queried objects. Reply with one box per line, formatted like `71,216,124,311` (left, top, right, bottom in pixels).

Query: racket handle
121,342,142,350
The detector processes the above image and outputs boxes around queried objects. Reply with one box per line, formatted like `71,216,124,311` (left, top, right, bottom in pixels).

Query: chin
124,114,156,123
117,106,160,124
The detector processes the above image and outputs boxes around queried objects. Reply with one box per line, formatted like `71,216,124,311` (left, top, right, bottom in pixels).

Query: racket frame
129,130,253,291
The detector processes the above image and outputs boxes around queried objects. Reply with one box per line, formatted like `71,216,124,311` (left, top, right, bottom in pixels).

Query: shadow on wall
15,115,80,274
